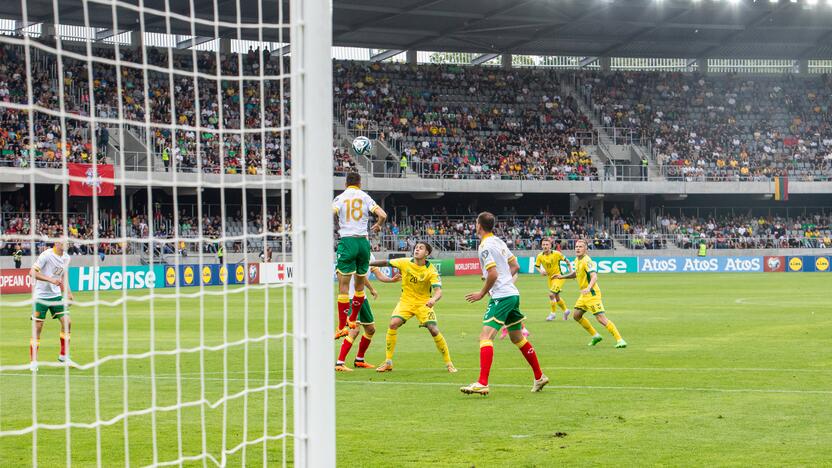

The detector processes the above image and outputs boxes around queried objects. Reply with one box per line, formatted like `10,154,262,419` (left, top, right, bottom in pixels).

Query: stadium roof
334,0,832,60
3,0,832,59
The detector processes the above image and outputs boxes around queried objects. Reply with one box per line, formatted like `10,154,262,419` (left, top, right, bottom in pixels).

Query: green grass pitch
1,273,831,466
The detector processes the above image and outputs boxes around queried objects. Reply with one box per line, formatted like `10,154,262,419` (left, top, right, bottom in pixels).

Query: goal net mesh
0,0,332,466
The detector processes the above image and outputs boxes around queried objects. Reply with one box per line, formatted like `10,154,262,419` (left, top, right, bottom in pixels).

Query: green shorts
33,295,68,321
482,295,525,331
351,299,374,325
336,237,371,276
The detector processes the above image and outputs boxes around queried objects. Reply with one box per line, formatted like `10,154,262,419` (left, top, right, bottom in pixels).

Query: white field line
336,379,832,395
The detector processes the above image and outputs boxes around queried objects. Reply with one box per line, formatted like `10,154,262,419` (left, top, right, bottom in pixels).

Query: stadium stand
5,195,829,256
580,71,832,181
335,61,597,180
3,36,832,183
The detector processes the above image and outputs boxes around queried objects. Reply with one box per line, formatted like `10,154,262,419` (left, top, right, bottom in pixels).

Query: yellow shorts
548,278,566,295
574,294,605,315
392,301,437,325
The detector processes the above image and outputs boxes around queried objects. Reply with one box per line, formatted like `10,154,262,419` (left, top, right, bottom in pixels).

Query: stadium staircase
562,79,664,181
334,118,417,178
560,80,615,173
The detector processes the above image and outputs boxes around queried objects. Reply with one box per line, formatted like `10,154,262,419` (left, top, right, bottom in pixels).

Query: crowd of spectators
335,61,598,180
4,197,830,259
5,35,832,183
1,196,291,259
377,214,612,252
582,71,832,181
0,40,291,174
614,213,832,249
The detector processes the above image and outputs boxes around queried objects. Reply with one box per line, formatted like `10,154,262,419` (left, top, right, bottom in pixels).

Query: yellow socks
578,317,598,336
605,321,623,341
432,333,451,364
550,301,558,313
385,328,398,361
556,298,568,312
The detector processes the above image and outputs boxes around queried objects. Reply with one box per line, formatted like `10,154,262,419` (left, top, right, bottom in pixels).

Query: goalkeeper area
2,274,831,465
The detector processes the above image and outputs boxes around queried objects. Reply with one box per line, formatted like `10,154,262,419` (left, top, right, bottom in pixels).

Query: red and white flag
68,163,115,197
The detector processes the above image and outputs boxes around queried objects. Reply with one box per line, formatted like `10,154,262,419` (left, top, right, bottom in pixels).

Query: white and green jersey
33,248,70,299
332,186,377,237
478,234,519,299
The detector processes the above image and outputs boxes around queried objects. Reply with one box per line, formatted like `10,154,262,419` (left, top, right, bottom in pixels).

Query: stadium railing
614,233,832,250
374,235,614,252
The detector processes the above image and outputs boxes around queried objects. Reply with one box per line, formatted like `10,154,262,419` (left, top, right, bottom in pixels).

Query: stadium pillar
502,54,512,70
599,56,611,72
634,195,647,221
219,38,231,55
696,58,708,74
406,50,417,64
130,30,143,50
591,199,604,224
799,59,809,75
42,23,56,42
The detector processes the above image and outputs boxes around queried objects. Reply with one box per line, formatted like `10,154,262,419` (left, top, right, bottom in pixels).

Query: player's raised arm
369,259,389,268
373,266,401,283
370,205,387,233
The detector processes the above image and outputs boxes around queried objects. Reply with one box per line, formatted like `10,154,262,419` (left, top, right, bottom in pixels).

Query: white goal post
290,0,335,467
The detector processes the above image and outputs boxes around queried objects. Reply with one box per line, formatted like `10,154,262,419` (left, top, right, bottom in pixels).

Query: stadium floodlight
806,0,817,5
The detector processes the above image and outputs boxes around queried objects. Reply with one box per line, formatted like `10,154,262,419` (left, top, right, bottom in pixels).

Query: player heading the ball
332,172,388,340
461,212,549,396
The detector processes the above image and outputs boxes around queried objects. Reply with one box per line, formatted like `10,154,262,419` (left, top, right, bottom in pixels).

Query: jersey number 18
343,199,364,221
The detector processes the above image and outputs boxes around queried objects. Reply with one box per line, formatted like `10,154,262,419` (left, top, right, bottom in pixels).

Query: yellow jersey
574,255,601,297
390,257,441,304
535,251,570,276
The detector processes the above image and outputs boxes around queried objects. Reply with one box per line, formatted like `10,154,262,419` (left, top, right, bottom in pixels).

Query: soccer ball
351,136,373,156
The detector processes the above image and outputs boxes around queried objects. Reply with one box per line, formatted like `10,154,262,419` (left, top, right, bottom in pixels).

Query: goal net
0,0,333,466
